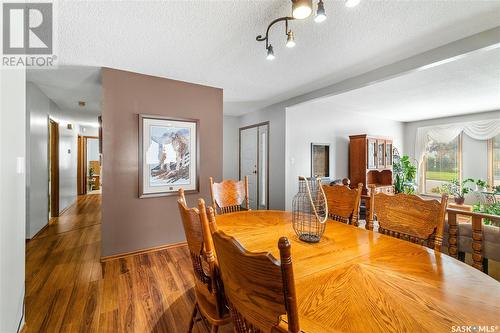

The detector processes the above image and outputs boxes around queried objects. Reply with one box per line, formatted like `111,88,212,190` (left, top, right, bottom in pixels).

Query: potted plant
444,178,474,205
393,154,417,194
475,179,487,192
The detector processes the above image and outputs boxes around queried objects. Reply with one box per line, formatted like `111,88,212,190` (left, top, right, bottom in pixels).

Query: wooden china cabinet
349,134,394,195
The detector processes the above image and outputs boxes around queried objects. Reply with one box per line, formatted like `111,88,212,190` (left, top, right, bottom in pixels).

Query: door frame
238,121,270,210
48,118,59,217
77,135,99,195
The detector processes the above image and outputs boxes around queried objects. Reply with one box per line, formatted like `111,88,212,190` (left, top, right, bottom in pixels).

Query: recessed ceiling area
301,47,500,122
54,1,500,116
27,66,102,124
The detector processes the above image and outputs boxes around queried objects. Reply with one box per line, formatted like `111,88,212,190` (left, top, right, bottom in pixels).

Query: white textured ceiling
27,66,102,121
53,0,500,116
303,47,500,122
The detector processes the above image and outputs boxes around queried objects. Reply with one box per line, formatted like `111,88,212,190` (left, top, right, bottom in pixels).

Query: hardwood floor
25,194,230,333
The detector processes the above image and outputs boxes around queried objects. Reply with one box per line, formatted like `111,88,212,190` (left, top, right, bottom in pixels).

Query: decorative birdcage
292,176,328,243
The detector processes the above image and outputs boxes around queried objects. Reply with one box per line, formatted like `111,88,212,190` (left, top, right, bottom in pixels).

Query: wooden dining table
216,210,500,333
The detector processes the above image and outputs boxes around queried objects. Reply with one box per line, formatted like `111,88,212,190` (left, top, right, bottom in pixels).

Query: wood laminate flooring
25,194,230,333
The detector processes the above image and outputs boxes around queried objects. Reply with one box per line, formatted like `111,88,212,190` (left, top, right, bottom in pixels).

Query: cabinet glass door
385,141,393,166
367,139,376,169
377,140,385,167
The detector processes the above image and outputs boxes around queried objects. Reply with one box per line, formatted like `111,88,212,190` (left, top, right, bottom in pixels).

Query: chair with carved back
322,182,363,226
212,231,300,333
367,185,448,251
177,189,230,333
209,176,249,214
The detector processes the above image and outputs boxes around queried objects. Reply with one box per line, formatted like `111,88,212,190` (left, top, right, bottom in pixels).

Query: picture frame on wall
139,114,199,198
311,143,330,178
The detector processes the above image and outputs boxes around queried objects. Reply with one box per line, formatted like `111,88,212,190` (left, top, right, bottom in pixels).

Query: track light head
266,45,275,60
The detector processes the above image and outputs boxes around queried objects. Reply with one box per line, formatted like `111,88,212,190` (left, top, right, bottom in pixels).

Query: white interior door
257,124,268,210
240,127,258,209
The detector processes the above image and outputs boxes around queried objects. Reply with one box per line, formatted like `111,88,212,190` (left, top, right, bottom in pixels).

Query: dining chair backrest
212,231,300,333
322,182,363,226
368,186,448,251
177,189,225,318
210,176,249,214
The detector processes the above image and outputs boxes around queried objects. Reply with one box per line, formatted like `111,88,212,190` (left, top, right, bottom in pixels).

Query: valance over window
415,118,500,187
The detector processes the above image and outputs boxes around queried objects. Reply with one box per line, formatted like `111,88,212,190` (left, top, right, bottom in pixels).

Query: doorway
77,136,101,195
48,119,59,217
239,122,269,210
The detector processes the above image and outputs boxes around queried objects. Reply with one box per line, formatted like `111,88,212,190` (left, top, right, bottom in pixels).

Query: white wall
285,101,404,210
26,83,49,238
58,123,78,212
223,116,239,180
403,110,500,182
26,82,93,237
0,69,26,332
239,104,286,210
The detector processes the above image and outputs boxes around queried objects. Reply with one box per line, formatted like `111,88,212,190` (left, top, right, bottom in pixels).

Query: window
488,134,500,187
424,135,461,194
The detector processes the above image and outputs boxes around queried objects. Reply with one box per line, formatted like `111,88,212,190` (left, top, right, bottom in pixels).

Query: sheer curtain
415,119,500,190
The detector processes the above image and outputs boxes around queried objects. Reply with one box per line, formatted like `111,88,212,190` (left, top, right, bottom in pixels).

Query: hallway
25,194,210,332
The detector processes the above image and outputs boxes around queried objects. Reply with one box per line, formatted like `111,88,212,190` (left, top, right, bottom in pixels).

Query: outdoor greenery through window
491,134,500,187
425,135,460,194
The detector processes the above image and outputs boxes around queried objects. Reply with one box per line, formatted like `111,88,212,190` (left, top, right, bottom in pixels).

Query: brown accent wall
101,68,223,257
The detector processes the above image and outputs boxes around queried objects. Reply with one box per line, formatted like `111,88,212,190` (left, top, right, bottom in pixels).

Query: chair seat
443,221,500,261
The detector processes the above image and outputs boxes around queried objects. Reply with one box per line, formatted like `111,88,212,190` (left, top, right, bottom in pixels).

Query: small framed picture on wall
139,114,199,198
311,143,330,178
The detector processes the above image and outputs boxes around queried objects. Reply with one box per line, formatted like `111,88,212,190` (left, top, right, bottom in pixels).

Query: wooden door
49,119,59,217
377,139,385,168
385,140,393,167
367,138,377,169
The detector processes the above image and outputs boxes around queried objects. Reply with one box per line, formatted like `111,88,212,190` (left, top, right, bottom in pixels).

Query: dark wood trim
77,135,85,195
98,115,103,154
138,114,200,198
238,121,270,210
49,118,59,217
81,136,99,194
100,241,187,262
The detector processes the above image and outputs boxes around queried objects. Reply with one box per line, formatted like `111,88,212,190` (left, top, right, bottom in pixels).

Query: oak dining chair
209,176,249,214
177,189,230,333
212,231,300,333
367,185,448,252
322,182,363,226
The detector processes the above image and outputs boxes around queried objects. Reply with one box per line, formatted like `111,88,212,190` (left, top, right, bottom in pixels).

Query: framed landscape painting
139,114,199,198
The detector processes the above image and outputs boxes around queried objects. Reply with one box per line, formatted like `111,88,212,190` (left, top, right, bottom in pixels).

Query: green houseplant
475,179,487,192
443,178,474,205
393,154,417,194
473,201,500,227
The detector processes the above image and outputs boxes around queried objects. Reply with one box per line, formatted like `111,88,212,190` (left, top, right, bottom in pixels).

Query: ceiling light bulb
286,31,296,48
315,0,326,23
292,0,313,19
266,45,275,60
345,0,360,8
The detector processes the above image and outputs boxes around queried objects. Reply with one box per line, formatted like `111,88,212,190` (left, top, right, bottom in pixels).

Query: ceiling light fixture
286,31,296,48
78,101,86,107
257,0,349,60
345,0,360,8
314,0,326,23
266,45,275,60
292,0,313,19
